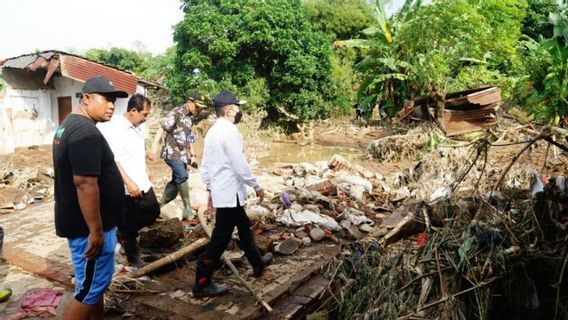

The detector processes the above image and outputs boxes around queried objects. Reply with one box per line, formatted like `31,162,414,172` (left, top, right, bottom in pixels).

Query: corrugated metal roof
60,55,138,95
2,54,39,69
1,50,162,92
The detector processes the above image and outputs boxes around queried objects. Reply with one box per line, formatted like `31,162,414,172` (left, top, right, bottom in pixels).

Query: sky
0,0,185,59
0,0,409,60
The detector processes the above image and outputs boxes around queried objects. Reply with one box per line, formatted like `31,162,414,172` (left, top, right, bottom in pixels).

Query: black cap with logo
81,76,128,98
213,91,247,108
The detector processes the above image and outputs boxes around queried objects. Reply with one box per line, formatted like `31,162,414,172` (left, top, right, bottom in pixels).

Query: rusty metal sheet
28,56,48,72
43,58,60,85
466,86,501,106
60,55,137,95
443,103,498,136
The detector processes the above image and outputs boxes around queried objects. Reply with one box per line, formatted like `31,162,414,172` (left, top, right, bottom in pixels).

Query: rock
275,237,301,255
285,179,295,187
339,219,351,229
375,213,386,219
293,165,307,177
390,186,411,202
355,164,375,179
298,189,322,204
300,162,318,175
305,175,325,187
13,202,26,210
338,208,373,226
369,227,389,238
314,161,329,174
307,180,337,196
316,196,334,210
292,178,306,187
291,203,303,211
256,234,274,253
302,237,312,246
304,204,321,214
295,230,308,239
359,223,374,233
309,228,325,242
336,173,372,192
139,219,184,248
246,205,270,221
345,224,365,240
339,183,366,201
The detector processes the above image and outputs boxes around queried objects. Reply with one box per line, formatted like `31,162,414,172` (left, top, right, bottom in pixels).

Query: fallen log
125,237,209,278
197,206,274,313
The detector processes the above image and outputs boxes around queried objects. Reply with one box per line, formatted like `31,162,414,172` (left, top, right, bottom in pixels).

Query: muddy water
258,141,366,166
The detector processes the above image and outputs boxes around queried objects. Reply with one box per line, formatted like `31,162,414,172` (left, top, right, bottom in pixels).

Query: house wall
0,75,150,154
3,87,56,151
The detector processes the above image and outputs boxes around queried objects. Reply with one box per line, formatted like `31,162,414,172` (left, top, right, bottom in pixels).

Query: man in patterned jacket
150,93,206,220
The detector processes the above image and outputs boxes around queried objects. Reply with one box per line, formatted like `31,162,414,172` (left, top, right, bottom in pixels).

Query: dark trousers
117,187,160,240
195,199,263,286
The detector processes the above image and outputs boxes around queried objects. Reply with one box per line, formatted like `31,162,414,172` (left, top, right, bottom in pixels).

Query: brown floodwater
257,141,366,166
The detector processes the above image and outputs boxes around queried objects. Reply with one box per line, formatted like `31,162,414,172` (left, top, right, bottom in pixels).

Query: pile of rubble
0,158,54,213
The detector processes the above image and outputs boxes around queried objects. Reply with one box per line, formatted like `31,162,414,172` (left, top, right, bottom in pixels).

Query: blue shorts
68,228,116,305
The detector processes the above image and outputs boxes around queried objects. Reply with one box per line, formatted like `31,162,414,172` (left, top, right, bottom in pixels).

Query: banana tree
334,0,420,119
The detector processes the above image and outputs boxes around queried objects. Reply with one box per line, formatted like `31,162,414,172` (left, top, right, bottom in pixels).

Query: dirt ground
1,117,567,319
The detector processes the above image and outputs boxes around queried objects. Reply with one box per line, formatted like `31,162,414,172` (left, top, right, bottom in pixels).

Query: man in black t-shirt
53,76,127,320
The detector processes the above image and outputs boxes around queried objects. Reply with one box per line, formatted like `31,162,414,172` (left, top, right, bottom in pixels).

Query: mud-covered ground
1,117,567,319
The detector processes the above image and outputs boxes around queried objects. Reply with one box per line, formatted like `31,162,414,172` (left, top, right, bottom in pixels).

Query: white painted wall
4,88,56,149
0,76,151,154
52,76,82,114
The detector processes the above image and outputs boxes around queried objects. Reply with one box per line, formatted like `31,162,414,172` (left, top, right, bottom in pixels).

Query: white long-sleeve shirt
97,115,152,195
200,117,261,208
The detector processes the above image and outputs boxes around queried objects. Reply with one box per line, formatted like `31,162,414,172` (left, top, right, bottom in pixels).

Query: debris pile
308,126,568,319
0,148,54,213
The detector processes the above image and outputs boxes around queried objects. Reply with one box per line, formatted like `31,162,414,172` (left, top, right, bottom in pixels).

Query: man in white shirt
193,91,272,297
98,94,160,267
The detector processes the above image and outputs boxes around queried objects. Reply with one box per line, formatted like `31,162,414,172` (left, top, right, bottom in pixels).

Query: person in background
52,76,127,320
149,93,207,220
193,91,272,297
98,94,160,267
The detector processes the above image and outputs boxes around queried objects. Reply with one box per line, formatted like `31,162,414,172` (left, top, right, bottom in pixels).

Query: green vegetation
517,3,568,124
80,0,568,126
169,0,335,121
84,47,174,83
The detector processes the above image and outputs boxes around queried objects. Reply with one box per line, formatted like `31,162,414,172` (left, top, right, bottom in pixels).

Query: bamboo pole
197,206,274,313
124,237,209,278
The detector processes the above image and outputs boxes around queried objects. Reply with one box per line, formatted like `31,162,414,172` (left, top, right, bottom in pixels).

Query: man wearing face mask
193,91,272,297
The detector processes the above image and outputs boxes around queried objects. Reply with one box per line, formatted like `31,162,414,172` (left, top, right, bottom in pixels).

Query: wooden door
57,97,71,124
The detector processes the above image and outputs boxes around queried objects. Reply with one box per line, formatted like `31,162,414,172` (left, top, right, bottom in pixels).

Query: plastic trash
280,191,292,209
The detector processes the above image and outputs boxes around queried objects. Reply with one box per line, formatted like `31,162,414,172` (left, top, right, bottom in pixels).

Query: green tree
522,0,561,40
84,47,151,75
518,5,568,124
303,0,375,40
170,0,335,121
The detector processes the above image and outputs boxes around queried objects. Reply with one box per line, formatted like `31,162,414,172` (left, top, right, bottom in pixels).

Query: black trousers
195,199,263,286
117,187,160,240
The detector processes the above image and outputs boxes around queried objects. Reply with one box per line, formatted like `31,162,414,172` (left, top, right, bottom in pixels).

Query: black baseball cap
186,92,207,108
213,91,247,108
81,76,128,98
